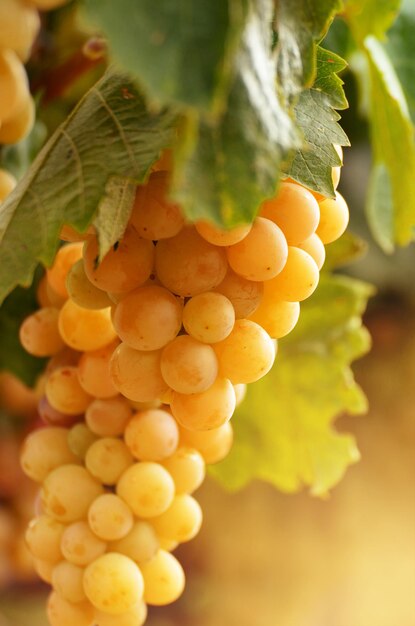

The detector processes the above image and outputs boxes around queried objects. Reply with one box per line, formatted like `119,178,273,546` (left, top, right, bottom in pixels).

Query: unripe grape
68,423,98,460
66,259,112,310
47,242,84,299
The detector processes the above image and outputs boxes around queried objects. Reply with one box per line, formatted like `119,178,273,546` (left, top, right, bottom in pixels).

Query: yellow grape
45,366,92,415
155,226,228,296
60,224,95,243
129,171,184,240
83,552,144,614
160,335,218,394
140,550,185,606
195,220,251,246
162,447,206,494
20,426,80,482
83,226,154,294
66,259,112,310
179,422,233,464
85,397,133,437
215,268,263,318
226,217,288,281
234,383,247,407
113,285,183,351
78,340,119,399
58,300,117,351
61,521,107,566
41,464,104,523
109,343,168,403
124,409,179,461
116,462,175,518
249,297,300,339
0,168,17,201
85,437,133,485
316,191,349,243
47,242,83,299
214,319,276,383
19,307,65,357
297,233,326,270
0,94,35,144
0,0,40,61
158,537,178,552
88,494,134,541
0,49,29,122
51,561,86,603
265,246,319,302
182,292,235,343
67,423,98,460
170,377,236,431
93,602,147,626
47,591,94,626
25,515,65,562
109,521,159,564
151,494,203,543
34,558,54,583
260,182,320,245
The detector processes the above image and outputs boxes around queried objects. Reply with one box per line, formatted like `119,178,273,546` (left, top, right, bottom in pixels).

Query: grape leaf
314,46,348,109
84,0,248,113
324,231,368,270
344,0,401,42
0,70,177,305
210,274,373,496
275,0,342,102
285,89,350,198
171,0,299,226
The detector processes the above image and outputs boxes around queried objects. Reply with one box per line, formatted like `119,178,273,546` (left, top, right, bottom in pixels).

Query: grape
249,298,300,339
195,220,251,246
83,552,144,614
113,285,183,351
129,171,184,240
260,182,320,245
124,409,179,461
162,447,206,494
155,226,228,296
179,422,233,464
160,335,218,394
158,537,178,552
25,515,65,562
215,268,263,318
61,521,107,566
109,521,159,564
264,246,319,302
88,494,134,541
0,94,35,144
140,550,185,606
67,423,98,460
38,396,82,428
109,343,168,402
297,233,326,270
60,224,95,242
58,300,117,351
182,292,235,343
0,0,40,61
51,561,86,603
83,226,154,293
214,319,276,384
47,243,83,300
46,346,81,374
0,168,17,201
151,495,203,543
85,438,133,485
85,397,133,437
33,558,54,583
66,259,112,310
78,340,119,399
45,366,92,415
93,601,148,626
226,217,288,281
20,427,80,482
41,465,104,522
47,591,94,626
19,307,65,357
116,462,175,518
316,191,349,243
170,377,236,431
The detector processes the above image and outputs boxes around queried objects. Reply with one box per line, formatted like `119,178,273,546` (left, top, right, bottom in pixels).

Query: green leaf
210,274,373,496
171,0,299,226
0,70,177,305
314,46,348,109
275,0,342,102
285,89,350,198
366,163,394,253
345,0,401,42
84,0,248,113
0,271,47,386
324,231,369,269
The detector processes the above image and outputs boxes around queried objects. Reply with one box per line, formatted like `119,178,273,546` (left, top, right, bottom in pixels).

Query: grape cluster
0,0,70,203
19,152,348,626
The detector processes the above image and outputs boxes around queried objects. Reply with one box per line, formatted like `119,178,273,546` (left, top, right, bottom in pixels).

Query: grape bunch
0,0,70,202
19,151,348,626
